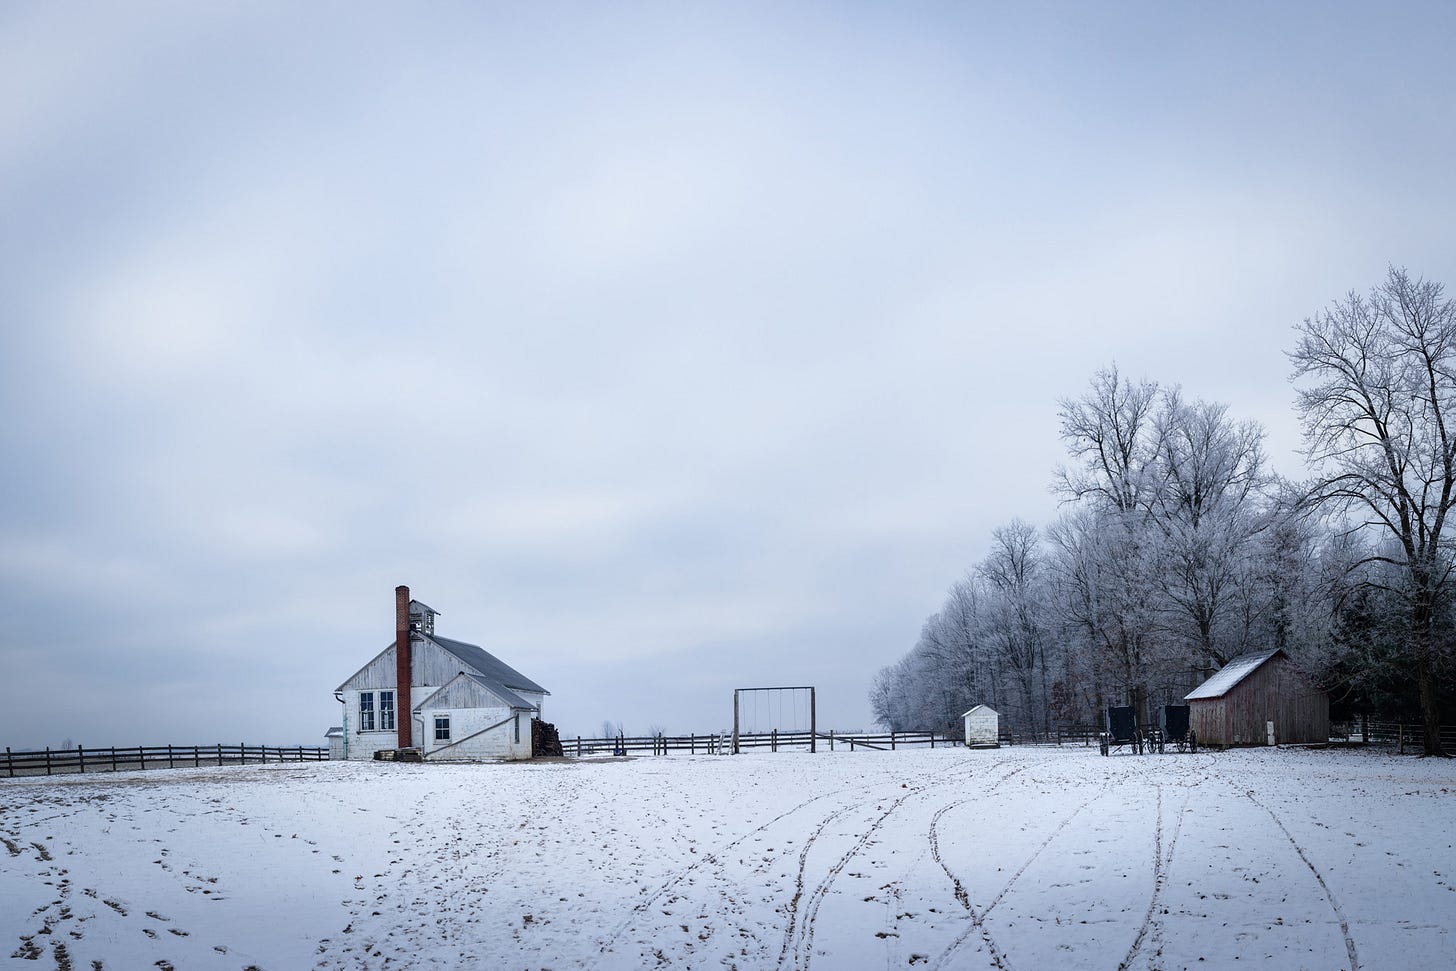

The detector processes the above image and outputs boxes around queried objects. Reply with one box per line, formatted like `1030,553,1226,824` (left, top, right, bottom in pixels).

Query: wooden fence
3,743,328,778
568,730,965,757
1330,720,1456,752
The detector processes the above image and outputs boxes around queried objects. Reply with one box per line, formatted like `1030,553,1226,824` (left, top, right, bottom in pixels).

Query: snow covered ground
2,746,1452,970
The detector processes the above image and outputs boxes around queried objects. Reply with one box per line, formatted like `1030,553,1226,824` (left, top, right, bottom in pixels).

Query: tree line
871,268,1455,756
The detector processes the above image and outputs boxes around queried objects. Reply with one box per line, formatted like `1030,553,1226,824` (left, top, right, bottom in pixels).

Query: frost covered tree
976,520,1055,734
1053,369,1278,714
1145,390,1272,668
1290,267,1456,756
871,359,1362,737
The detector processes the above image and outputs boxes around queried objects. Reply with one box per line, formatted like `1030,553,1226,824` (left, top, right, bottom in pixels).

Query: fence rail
567,730,962,757
3,743,328,778
1329,720,1456,751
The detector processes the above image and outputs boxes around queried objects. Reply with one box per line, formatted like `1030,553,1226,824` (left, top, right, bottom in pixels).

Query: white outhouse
325,726,346,760
962,705,1000,747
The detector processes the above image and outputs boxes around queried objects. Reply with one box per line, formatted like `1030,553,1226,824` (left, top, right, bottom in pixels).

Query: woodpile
532,718,564,757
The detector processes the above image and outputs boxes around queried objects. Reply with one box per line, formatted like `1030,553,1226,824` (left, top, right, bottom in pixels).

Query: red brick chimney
395,585,412,749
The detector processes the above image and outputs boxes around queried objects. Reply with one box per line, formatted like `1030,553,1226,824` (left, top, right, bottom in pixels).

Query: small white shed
325,726,345,760
962,705,1000,747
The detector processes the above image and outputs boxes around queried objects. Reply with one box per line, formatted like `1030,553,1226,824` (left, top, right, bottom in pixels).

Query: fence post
168,745,174,769
772,729,777,753
110,746,117,773
829,730,834,751
890,731,896,751
5,746,12,778
45,746,52,776
78,745,85,774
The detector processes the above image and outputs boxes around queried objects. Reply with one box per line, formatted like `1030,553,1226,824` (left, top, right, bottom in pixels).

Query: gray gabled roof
428,633,550,697
1185,648,1282,700
334,631,549,698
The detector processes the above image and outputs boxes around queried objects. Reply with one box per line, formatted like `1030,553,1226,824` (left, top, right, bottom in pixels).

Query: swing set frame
732,685,817,754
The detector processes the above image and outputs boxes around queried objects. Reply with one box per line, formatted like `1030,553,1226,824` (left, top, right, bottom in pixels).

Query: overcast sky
3,2,1454,748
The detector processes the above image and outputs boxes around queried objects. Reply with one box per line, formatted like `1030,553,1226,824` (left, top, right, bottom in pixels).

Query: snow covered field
2,746,1452,971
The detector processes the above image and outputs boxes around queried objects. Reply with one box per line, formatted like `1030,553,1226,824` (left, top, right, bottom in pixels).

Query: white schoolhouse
334,586,550,761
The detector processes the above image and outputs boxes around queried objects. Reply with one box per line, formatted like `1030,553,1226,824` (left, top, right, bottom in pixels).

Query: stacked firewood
531,718,564,757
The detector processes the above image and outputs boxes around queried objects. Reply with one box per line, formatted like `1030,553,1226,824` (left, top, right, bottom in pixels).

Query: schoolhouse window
379,691,395,732
435,715,451,742
359,692,375,732
513,713,520,743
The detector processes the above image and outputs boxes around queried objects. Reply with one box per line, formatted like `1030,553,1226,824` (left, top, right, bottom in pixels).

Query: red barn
1184,648,1329,748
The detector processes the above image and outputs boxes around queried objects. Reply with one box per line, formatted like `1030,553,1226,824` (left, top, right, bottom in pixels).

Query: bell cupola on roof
409,599,439,636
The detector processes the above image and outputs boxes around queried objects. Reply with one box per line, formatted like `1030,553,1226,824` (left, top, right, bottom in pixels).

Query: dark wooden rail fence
1329,719,1456,752
3,743,328,778
568,729,961,757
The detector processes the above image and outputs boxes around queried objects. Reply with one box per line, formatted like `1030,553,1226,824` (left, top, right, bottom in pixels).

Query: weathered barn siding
418,675,511,711
415,675,536,760
339,644,399,692
340,686,430,760
1189,653,1329,747
336,641,447,759
421,705,528,760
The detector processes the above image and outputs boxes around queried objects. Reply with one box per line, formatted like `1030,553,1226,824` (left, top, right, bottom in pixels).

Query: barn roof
428,633,550,697
1185,648,1283,700
962,705,998,717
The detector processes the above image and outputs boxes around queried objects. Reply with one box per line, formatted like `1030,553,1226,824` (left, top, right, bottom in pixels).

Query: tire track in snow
777,755,1023,971
1128,753,1216,970
779,767,983,971
593,753,990,967
1242,786,1360,971
593,782,854,963
928,770,1106,971
1117,781,1196,971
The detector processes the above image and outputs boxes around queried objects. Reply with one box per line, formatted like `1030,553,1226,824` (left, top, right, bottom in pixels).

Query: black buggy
1098,705,1143,755
1155,704,1197,753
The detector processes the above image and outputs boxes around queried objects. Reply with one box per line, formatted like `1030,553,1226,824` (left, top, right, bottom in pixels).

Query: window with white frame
513,713,520,744
359,692,375,731
434,715,450,742
379,691,395,732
